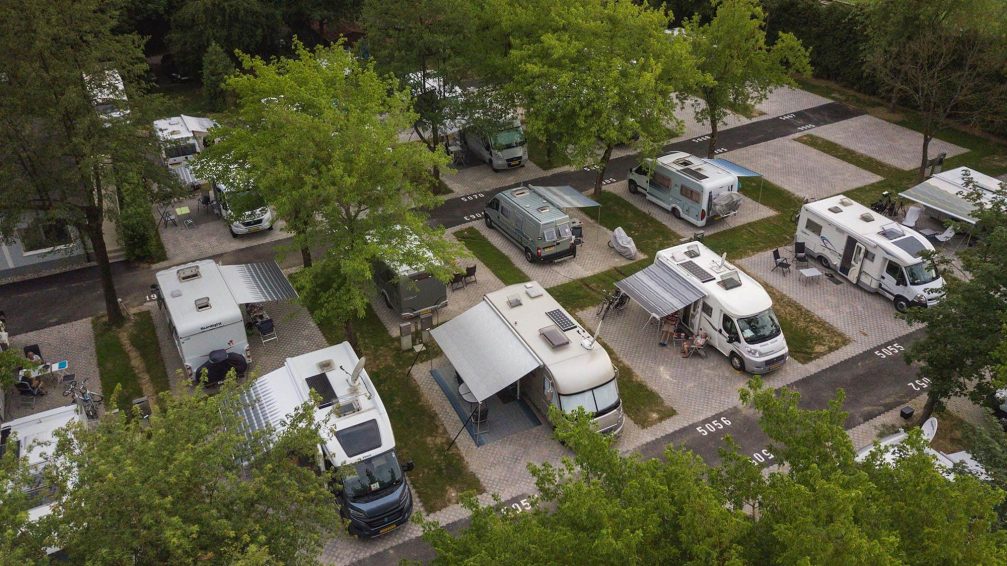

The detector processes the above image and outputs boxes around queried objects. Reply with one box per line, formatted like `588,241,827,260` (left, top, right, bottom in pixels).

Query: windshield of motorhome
492,127,526,150
905,261,939,285
559,378,619,416
738,309,782,344
341,450,403,501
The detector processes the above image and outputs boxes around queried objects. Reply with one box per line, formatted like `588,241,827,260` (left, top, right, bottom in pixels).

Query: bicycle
64,378,104,419
596,288,630,319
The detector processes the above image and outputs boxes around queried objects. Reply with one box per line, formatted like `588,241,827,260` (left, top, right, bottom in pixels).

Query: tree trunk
83,214,123,326
344,319,359,352
915,392,938,427
300,246,313,268
918,133,933,181
593,144,614,197
430,122,441,181
707,118,719,159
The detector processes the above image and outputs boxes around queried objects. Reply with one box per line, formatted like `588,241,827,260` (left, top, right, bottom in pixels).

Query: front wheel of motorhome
671,207,682,219
382,292,393,310
730,352,745,372
893,296,910,313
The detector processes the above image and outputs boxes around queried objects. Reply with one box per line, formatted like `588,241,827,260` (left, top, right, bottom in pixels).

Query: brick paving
153,194,291,269
3,318,101,421
722,137,883,201
606,180,778,238
472,209,640,288
810,115,967,171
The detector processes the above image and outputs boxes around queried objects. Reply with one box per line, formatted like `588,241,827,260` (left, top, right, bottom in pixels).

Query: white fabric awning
220,262,298,304
430,302,540,403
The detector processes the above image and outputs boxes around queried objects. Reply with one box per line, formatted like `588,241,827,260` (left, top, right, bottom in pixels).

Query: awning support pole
446,406,477,453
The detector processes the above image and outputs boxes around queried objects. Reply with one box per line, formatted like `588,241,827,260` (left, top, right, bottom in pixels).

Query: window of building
804,219,823,236
20,221,72,254
680,186,701,203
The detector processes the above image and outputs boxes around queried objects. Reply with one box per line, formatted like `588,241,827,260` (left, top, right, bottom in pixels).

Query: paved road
430,102,862,228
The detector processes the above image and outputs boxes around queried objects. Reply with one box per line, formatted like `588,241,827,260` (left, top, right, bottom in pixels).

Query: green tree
681,0,811,158
0,434,48,564
0,0,169,326
496,0,700,195
48,382,339,563
196,42,459,347
201,41,235,111
862,0,1007,179
283,0,363,44
167,0,283,77
902,178,1007,423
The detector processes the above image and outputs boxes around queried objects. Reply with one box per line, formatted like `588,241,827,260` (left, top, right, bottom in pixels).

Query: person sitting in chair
18,371,46,394
681,329,709,358
658,314,680,347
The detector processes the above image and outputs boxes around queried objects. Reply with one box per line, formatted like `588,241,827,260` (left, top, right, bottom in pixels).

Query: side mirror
726,334,736,344
402,460,415,473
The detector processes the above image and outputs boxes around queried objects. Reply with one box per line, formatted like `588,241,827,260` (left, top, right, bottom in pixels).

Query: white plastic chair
901,206,922,228
934,226,955,243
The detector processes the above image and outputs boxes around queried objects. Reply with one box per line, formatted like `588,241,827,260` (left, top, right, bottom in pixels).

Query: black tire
894,296,910,313
729,352,745,372
485,215,493,229
524,248,535,263
382,292,393,310
268,225,274,231
628,180,639,195
671,207,682,219
84,400,98,419
230,230,239,238
818,255,831,271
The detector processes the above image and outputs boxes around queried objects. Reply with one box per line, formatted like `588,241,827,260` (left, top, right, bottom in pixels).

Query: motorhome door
839,237,866,283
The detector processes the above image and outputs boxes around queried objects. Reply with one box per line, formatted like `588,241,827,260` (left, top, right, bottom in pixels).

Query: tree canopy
681,0,811,158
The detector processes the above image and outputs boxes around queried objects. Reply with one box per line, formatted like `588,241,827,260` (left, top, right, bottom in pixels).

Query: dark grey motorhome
483,187,577,263
373,260,448,320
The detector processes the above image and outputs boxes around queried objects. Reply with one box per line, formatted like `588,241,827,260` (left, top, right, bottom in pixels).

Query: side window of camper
500,204,511,219
701,302,713,318
652,171,673,189
885,261,906,285
804,219,823,236
680,186,701,204
722,315,739,340
864,251,876,263
487,198,499,211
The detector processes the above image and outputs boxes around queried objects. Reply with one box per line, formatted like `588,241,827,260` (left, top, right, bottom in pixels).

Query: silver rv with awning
431,282,624,435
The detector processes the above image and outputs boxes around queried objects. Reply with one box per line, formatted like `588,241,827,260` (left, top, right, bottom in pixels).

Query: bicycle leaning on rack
64,378,104,419
596,288,631,319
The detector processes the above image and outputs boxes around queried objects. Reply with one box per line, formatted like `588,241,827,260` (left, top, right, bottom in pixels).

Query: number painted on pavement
908,377,932,391
460,193,485,202
696,416,732,436
751,448,775,464
463,212,484,222
874,342,905,359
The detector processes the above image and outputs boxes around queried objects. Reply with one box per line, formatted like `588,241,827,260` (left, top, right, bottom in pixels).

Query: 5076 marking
459,193,485,202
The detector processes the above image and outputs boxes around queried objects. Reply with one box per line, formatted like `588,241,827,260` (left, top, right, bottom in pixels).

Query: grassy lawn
127,311,171,395
92,318,145,412
594,191,681,256
758,280,849,364
309,304,483,512
455,227,528,285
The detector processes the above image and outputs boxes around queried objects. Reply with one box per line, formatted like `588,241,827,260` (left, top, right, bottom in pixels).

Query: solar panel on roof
679,260,715,282
539,326,571,348
545,308,577,331
680,167,708,181
305,373,337,408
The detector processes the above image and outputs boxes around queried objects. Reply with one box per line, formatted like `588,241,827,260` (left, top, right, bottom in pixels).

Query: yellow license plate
543,245,555,253
379,524,398,535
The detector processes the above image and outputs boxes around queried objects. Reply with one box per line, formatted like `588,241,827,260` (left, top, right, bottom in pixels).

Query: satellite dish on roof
349,356,366,385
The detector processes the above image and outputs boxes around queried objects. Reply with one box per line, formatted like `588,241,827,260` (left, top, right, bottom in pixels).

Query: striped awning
220,261,298,304
616,262,707,318
171,163,198,186
530,184,600,208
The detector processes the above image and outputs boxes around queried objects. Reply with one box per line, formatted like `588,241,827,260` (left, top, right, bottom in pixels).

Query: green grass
92,318,145,412
759,281,849,364
309,303,483,512
455,227,528,285
593,191,681,257
127,311,170,395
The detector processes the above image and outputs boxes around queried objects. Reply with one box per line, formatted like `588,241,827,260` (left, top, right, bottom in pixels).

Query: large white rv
153,115,218,186
627,151,742,227
797,195,946,312
625,241,789,373
238,342,414,538
432,282,625,435
154,259,298,382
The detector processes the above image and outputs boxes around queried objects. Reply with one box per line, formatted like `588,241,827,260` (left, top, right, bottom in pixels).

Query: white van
627,151,742,227
154,259,298,382
432,282,625,435
797,195,946,312
213,181,275,237
463,120,528,171
239,342,415,537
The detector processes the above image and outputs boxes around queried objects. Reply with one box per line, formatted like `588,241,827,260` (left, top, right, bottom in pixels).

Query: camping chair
932,226,956,243
794,241,808,266
449,272,466,290
23,344,44,364
683,333,708,359
198,194,212,214
464,265,477,285
15,380,45,409
771,249,791,275
901,206,922,228
255,317,277,344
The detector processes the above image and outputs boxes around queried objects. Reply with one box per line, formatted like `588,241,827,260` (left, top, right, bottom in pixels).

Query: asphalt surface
430,101,862,228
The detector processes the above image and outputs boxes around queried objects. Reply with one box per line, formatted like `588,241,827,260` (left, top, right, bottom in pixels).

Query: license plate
247,225,263,232
543,245,555,253
379,524,398,535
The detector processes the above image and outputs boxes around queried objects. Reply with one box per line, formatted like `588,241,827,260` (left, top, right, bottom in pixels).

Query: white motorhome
797,195,946,312
85,70,129,121
153,115,218,188
155,259,298,382
238,343,414,538
627,151,742,227
637,242,790,373
432,282,625,435
1,405,84,540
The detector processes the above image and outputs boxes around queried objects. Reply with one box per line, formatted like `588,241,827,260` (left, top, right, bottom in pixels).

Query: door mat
824,272,844,285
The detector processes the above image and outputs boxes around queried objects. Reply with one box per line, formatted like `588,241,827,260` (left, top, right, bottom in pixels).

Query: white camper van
627,151,742,227
155,259,298,382
619,241,789,373
463,119,528,171
797,195,946,312
153,115,218,187
431,282,625,435
238,343,414,538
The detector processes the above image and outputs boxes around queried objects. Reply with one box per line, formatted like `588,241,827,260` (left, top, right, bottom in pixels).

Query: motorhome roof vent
177,265,201,282
828,206,843,214
512,188,530,197
539,325,571,348
507,294,523,308
860,212,875,222
170,289,183,298
194,297,211,311
684,243,701,258
537,206,551,213
717,272,742,290
525,285,544,299
317,359,335,373
880,225,905,240
674,157,696,166
839,198,854,206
